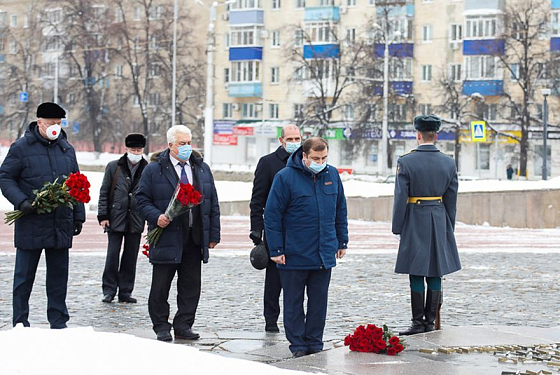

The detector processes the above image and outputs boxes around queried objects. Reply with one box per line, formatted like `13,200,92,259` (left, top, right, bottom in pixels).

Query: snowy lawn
0,326,306,375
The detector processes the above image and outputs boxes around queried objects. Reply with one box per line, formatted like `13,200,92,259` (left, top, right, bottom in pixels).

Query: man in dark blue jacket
0,102,85,329
249,124,301,333
136,125,220,342
265,137,348,357
392,115,461,336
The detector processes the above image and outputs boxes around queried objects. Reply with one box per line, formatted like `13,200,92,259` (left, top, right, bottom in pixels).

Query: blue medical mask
285,142,300,154
127,153,143,164
308,161,327,174
176,144,192,161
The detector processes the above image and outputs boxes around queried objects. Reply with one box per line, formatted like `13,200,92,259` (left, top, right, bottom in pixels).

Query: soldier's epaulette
399,150,416,158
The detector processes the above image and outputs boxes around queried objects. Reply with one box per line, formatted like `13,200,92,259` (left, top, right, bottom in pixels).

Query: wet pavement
0,215,559,374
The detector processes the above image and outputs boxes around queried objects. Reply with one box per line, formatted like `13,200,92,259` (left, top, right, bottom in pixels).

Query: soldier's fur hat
413,114,441,132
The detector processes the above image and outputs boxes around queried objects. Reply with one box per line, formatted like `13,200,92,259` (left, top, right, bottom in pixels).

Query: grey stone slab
219,339,276,353
215,330,286,341
246,342,293,360
490,325,560,342
210,349,275,363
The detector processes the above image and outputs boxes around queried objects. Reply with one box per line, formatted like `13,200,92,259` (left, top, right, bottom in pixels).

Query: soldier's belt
407,196,443,204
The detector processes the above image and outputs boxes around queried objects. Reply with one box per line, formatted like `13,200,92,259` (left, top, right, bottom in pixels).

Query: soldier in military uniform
392,114,461,336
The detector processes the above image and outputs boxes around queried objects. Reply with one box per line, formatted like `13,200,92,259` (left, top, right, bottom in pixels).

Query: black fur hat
37,102,66,118
413,114,441,132
125,133,146,148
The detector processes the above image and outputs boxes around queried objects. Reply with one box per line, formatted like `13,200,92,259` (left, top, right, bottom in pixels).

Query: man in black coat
249,124,302,332
136,125,220,342
98,133,148,303
0,102,85,329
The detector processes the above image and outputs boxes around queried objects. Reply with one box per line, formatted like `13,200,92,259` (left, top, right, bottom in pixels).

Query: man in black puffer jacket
98,133,148,303
0,102,85,329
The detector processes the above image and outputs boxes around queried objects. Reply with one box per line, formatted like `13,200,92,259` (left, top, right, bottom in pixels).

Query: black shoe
399,291,426,336
156,331,172,342
118,295,137,303
424,289,442,332
102,295,114,303
293,350,307,358
174,328,200,340
308,348,322,355
265,322,280,333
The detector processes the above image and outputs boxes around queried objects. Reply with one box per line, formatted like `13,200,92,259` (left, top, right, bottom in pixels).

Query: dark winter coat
0,122,86,250
250,145,290,232
97,154,148,234
136,149,220,264
392,144,461,277
264,148,348,270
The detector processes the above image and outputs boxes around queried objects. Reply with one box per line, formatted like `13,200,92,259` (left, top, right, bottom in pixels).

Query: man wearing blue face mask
98,133,148,304
249,124,302,333
137,125,220,342
265,137,348,357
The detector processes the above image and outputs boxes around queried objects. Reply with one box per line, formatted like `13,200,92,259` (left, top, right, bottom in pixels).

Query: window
149,63,161,77
367,0,375,4
421,65,432,82
293,66,305,81
148,92,161,106
308,59,332,80
344,105,354,120
66,93,75,105
293,103,304,118
319,0,334,5
134,6,142,21
223,103,233,118
230,26,263,47
10,14,17,27
294,29,304,46
366,103,376,121
476,144,490,170
552,11,560,36
45,9,62,24
115,65,123,78
390,103,407,121
269,103,279,119
149,35,159,50
231,61,260,82
465,56,496,79
389,58,413,80
0,12,6,27
347,0,356,6
365,141,378,166
296,0,306,8
482,103,497,121
378,17,412,42
450,24,462,43
133,95,140,107
115,8,124,23
271,67,279,83
242,103,258,118
272,0,281,9
225,33,230,48
420,104,431,115
346,28,356,43
305,22,337,44
9,40,18,54
271,31,280,47
230,0,262,10
116,93,124,106
449,64,461,81
465,16,497,39
422,25,432,43
149,6,162,20
134,36,141,50
224,68,230,83
23,15,29,28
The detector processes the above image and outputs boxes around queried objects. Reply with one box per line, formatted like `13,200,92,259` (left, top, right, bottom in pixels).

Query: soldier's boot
399,291,426,336
424,289,442,333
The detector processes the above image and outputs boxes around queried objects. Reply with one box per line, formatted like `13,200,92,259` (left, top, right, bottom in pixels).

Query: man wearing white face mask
0,102,85,329
98,133,148,303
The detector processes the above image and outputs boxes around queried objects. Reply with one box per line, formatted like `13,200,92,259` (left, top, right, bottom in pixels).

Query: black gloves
19,200,36,215
249,230,263,246
74,221,83,236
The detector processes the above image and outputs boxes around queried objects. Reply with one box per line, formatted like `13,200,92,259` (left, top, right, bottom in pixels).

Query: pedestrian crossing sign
470,121,486,142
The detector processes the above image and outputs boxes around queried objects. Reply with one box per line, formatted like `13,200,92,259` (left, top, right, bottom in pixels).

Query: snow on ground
0,326,305,375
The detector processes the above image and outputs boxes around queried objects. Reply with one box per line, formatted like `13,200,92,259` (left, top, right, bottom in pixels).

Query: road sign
470,121,486,142
73,122,79,134
19,92,28,102
61,119,68,128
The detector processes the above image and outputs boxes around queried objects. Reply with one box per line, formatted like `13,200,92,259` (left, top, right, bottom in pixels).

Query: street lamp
171,0,178,127
541,88,551,180
374,23,400,176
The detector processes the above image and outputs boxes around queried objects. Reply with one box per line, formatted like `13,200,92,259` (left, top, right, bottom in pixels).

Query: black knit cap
37,102,66,118
125,133,146,148
413,114,441,132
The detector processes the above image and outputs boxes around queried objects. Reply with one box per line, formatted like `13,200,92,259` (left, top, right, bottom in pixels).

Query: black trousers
148,233,202,333
102,232,141,298
264,258,282,323
13,248,69,329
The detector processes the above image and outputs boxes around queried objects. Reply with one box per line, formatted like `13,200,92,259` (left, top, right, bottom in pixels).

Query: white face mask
45,124,61,140
127,153,143,164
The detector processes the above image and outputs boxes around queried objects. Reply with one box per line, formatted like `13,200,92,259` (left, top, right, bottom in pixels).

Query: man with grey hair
137,125,221,342
250,124,302,332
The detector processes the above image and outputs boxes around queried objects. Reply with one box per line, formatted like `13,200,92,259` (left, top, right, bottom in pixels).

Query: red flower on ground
387,347,397,356
395,344,404,353
389,336,400,345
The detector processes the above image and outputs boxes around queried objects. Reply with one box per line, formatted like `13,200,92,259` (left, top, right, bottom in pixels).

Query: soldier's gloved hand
73,221,83,236
19,200,36,215
249,230,263,246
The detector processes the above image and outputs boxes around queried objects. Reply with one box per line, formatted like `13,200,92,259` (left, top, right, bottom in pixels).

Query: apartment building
210,0,560,179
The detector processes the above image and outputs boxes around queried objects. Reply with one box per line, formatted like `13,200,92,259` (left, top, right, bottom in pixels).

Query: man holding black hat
98,133,148,303
0,102,85,329
392,114,461,336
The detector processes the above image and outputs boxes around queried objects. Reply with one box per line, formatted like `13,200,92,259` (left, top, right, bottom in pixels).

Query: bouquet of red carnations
344,324,405,355
4,172,91,225
141,244,150,258
145,182,203,246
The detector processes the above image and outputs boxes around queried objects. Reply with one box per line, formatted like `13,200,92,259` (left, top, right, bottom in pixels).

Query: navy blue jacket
264,148,348,270
136,149,220,264
0,122,86,250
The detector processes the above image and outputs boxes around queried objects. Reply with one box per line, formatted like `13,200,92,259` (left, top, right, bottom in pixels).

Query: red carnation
387,347,397,356
389,336,400,345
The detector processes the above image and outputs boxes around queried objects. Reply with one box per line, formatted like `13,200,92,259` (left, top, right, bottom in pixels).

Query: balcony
551,38,560,53
463,39,505,55
302,79,337,98
228,82,262,98
303,44,340,59
229,10,264,25
372,81,413,96
554,0,560,9
462,80,504,96
304,6,340,22
374,43,414,58
464,0,504,14
229,47,263,61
